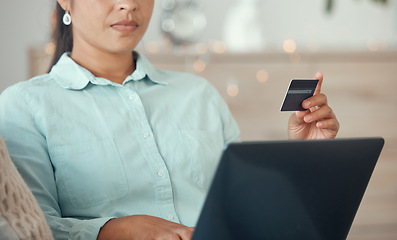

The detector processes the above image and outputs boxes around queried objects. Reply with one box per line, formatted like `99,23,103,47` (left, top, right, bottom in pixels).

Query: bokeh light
283,39,297,53
145,41,160,54
256,70,269,83
227,83,239,97
45,42,56,55
212,41,227,54
193,59,207,72
196,43,209,55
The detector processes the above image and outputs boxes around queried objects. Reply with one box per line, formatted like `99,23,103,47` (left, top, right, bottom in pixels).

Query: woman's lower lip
111,25,138,33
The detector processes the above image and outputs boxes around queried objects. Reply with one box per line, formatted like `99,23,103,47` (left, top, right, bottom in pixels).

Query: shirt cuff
69,217,114,240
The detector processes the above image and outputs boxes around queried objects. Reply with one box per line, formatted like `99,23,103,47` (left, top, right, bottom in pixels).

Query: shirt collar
129,51,168,85
50,51,167,90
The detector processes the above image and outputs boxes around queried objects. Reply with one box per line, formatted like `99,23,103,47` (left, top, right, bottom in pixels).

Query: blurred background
0,0,396,239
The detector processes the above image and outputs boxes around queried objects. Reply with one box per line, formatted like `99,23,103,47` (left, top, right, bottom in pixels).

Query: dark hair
49,3,73,71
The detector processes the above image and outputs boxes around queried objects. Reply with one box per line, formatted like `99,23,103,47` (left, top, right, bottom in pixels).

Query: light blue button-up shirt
0,52,240,240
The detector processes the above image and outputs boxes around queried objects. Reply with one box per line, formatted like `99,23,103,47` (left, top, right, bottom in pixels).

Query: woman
0,0,339,239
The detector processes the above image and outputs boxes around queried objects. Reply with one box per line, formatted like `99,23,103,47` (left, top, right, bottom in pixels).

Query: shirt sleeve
0,86,112,240
207,83,241,145
219,98,241,145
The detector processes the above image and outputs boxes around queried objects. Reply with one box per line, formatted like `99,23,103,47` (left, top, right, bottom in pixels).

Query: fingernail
304,115,312,122
303,100,310,108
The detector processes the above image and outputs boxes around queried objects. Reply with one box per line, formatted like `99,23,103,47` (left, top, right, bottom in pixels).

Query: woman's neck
70,43,135,85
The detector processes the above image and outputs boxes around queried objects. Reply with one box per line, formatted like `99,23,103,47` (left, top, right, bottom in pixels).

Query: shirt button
168,215,174,221
129,94,135,100
143,132,150,139
157,170,164,177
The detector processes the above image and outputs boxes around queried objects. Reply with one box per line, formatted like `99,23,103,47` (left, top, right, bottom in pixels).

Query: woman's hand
288,72,339,140
97,215,194,240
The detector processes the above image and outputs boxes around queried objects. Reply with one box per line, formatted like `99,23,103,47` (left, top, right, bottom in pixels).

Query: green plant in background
326,0,388,13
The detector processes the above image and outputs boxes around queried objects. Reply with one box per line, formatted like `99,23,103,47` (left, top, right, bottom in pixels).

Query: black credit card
280,79,319,111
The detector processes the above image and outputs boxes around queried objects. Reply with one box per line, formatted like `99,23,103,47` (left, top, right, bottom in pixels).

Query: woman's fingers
303,104,335,124
302,93,328,110
316,118,340,132
176,226,195,240
97,215,194,240
313,72,323,95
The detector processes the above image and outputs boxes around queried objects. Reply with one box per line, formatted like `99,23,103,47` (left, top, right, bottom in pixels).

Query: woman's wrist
97,218,121,240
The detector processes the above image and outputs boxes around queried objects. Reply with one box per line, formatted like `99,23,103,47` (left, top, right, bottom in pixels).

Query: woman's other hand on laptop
288,72,340,140
97,215,194,240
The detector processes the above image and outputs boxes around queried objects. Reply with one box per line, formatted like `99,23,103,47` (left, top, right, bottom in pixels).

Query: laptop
192,137,384,240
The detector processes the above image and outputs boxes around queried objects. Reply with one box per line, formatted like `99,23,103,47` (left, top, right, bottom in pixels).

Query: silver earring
63,11,72,25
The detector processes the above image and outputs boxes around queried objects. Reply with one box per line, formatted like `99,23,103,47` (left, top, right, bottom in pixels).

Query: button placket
143,132,151,139
129,94,135,100
121,86,179,223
